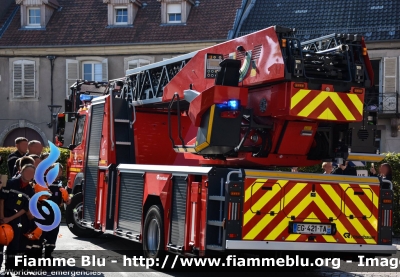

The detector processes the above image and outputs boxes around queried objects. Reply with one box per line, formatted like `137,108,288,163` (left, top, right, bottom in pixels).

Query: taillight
382,210,392,227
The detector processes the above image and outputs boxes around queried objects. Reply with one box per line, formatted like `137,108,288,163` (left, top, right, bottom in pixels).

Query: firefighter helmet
59,187,69,202
34,183,51,201
0,224,14,246
24,227,42,240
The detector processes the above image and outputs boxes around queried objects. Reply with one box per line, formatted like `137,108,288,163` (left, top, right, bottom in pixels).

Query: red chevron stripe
252,185,312,240
275,201,331,243
307,97,347,121
290,90,319,114
242,180,292,235
338,185,377,237
347,184,377,215
317,184,367,244
340,93,363,116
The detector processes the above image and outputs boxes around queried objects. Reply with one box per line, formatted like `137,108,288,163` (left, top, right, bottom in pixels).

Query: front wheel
65,192,102,238
143,205,164,260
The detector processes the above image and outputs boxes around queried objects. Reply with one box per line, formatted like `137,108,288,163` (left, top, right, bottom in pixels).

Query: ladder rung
115,119,130,123
116,141,131,145
209,196,225,201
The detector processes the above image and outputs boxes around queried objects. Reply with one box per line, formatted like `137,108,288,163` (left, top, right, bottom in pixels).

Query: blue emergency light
80,94,98,102
227,99,240,110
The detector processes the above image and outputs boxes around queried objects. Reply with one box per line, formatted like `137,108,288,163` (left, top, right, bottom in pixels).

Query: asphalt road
2,224,400,277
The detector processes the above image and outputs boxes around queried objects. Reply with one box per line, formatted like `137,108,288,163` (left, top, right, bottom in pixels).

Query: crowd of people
0,137,71,271
292,161,393,182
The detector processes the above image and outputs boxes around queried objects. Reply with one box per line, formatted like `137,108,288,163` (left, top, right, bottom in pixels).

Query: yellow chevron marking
285,234,301,241
328,93,356,120
320,185,357,243
266,189,312,240
243,182,300,240
312,193,355,243
297,91,329,117
243,180,288,226
347,93,364,115
326,184,376,244
359,185,378,209
341,185,378,231
291,89,311,109
245,179,267,203
317,108,337,120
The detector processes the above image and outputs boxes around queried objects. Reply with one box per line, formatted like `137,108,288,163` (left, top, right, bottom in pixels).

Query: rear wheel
66,192,102,238
143,205,164,260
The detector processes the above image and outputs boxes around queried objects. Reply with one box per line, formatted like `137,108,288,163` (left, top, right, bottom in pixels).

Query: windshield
73,115,86,146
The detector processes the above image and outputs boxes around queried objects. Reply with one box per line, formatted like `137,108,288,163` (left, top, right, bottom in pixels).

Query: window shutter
13,62,22,98
66,59,79,97
138,59,151,67
23,61,35,97
382,57,397,112
102,58,108,81
167,4,181,13
128,60,138,70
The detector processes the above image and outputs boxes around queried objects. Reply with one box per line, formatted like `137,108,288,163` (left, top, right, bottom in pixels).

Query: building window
66,58,108,97
27,8,41,26
83,62,103,81
115,7,128,24
12,60,36,98
167,4,182,23
128,59,151,70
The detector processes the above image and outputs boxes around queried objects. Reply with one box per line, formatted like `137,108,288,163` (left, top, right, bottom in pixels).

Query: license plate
293,223,331,235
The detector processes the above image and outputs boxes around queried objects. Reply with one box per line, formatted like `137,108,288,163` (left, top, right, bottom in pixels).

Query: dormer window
167,4,181,23
115,7,128,24
104,0,142,27
17,0,59,29
27,8,41,26
161,0,194,25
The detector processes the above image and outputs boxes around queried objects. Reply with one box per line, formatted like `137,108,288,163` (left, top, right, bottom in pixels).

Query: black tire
65,192,102,238
143,205,165,260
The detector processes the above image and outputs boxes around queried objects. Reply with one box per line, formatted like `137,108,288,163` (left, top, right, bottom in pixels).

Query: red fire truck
56,26,396,259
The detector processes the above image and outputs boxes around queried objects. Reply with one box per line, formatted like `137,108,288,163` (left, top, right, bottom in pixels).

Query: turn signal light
281,39,287,48
353,88,363,94
383,199,392,204
293,83,305,88
363,47,367,55
228,233,237,238
230,191,241,196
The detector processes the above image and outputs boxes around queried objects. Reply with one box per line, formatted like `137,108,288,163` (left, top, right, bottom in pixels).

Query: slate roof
238,0,400,42
0,0,243,47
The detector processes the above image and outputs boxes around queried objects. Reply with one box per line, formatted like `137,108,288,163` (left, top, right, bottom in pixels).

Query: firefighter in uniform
7,137,28,178
0,164,35,270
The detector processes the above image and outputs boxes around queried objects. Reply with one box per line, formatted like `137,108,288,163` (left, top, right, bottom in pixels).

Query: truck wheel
143,205,164,260
66,192,102,238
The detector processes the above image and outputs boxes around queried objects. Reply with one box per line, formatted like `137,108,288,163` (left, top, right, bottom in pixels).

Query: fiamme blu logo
29,141,62,232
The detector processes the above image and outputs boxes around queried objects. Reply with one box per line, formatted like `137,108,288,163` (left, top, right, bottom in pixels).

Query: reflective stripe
45,244,55,247
31,245,42,248
2,190,9,193
9,189,30,200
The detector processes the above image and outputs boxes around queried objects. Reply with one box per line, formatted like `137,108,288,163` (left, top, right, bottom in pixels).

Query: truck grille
118,173,144,233
170,176,187,247
83,103,104,223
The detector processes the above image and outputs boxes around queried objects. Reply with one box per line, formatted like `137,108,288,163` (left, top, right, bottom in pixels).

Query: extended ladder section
123,52,196,106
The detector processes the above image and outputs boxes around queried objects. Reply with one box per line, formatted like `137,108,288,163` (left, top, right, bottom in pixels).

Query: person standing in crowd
12,156,35,179
291,167,298,172
0,164,35,270
322,162,333,174
28,154,41,168
7,137,28,178
27,140,43,156
370,163,393,181
12,141,43,177
40,153,49,161
332,161,357,176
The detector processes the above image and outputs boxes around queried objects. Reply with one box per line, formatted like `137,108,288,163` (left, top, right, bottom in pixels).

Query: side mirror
68,144,76,151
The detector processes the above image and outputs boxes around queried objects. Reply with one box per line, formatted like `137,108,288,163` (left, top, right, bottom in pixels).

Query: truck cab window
73,115,86,146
